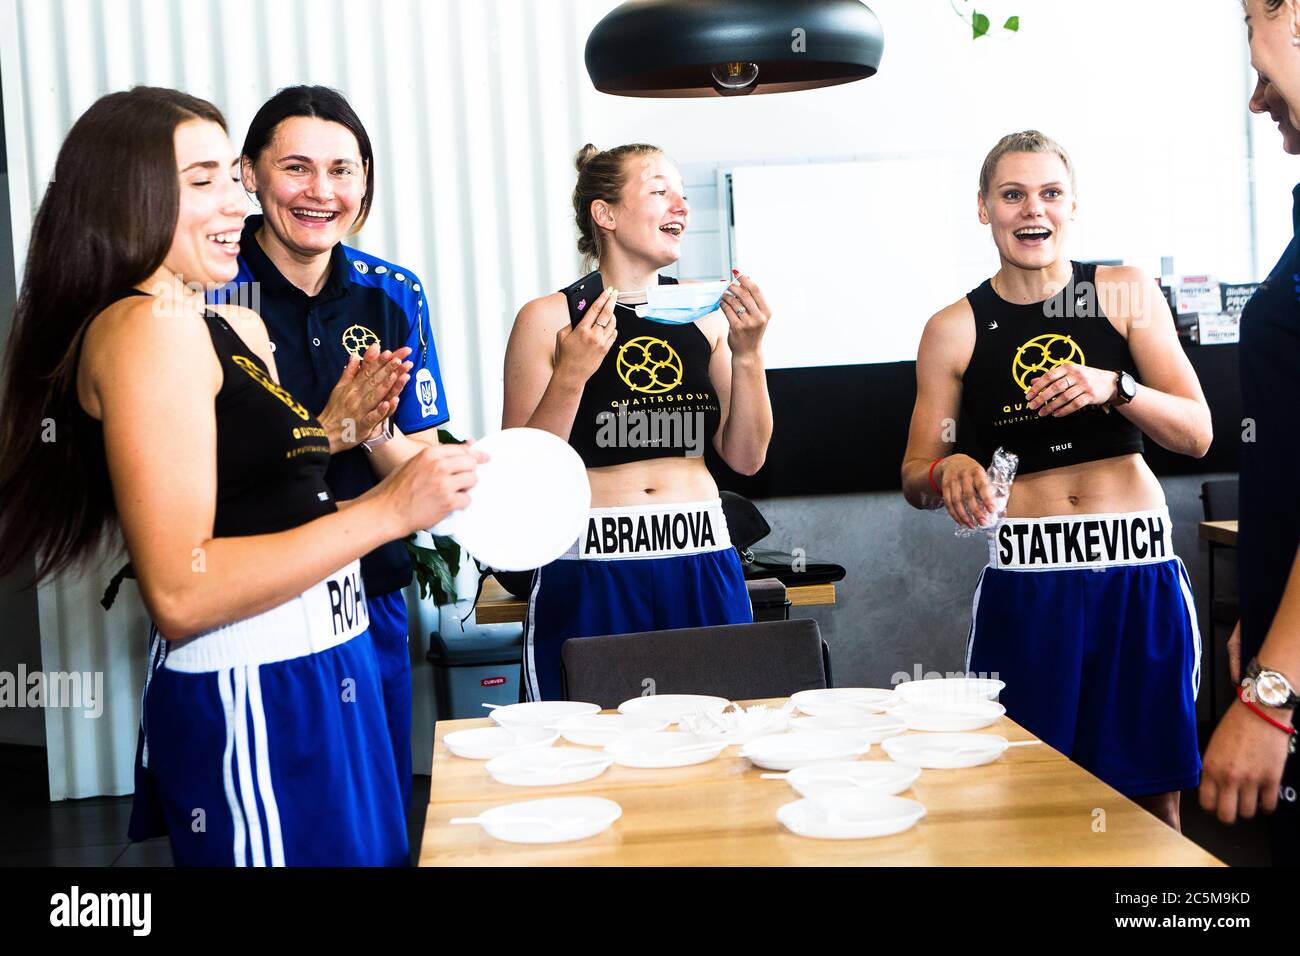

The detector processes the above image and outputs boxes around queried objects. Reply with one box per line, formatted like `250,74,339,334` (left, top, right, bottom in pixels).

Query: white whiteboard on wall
729,159,994,369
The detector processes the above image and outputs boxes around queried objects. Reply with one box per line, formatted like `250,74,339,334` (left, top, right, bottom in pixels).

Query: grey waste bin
426,618,524,721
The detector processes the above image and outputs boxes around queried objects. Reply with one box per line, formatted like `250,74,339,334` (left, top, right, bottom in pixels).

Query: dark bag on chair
720,491,846,587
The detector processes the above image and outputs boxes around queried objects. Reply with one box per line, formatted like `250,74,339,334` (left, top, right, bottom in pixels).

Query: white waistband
988,508,1174,571
563,498,732,560
163,561,370,672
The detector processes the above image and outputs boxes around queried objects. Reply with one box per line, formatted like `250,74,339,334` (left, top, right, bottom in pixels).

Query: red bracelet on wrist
1236,683,1298,737
928,457,946,496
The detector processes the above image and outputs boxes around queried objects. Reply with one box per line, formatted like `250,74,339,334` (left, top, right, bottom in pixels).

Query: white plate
677,705,793,744
556,713,669,747
777,793,926,840
787,713,907,743
430,428,590,571
604,731,727,768
740,730,873,771
484,747,613,786
467,797,622,844
489,701,601,729
443,725,559,760
881,733,1010,769
893,700,1006,733
790,688,895,716
777,761,921,799
890,678,1005,707
617,695,732,724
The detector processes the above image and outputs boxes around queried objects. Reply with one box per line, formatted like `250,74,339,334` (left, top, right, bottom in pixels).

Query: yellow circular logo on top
1012,333,1086,390
617,336,683,394
341,324,380,357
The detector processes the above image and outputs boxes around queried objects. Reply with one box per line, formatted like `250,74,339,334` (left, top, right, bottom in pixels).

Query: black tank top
86,293,336,537
561,271,721,468
961,261,1144,475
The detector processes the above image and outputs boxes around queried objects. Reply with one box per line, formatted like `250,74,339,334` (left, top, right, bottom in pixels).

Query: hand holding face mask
633,278,733,324
718,271,772,359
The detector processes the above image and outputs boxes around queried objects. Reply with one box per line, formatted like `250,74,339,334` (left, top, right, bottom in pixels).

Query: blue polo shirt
213,215,450,596
1239,184,1300,663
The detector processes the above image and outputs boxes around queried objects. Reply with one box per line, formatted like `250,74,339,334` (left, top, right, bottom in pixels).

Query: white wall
1,0,1290,797
582,0,1297,291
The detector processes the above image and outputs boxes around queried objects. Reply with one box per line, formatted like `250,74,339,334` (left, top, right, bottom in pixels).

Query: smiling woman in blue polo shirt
223,86,451,815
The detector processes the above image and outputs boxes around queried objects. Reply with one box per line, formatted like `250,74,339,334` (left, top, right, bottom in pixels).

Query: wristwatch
1102,370,1137,412
360,417,394,455
1244,658,1300,709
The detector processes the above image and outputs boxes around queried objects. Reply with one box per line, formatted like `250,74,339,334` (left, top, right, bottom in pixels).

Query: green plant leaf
1003,15,1019,32
437,428,465,445
972,11,990,38
406,533,462,606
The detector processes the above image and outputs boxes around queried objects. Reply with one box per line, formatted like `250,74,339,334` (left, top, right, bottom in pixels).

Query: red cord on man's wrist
928,457,946,496
1236,683,1298,736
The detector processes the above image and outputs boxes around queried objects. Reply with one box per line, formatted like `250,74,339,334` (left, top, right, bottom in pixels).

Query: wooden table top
419,699,1223,867
1199,520,1239,547
474,577,837,625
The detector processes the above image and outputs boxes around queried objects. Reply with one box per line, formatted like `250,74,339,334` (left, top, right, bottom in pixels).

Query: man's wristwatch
1244,657,1300,709
360,417,394,455
1102,370,1137,413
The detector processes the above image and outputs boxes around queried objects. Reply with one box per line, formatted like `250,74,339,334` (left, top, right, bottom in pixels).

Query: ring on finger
596,321,609,329
735,305,748,316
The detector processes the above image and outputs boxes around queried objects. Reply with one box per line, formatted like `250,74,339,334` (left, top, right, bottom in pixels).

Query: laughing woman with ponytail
502,144,775,701
0,87,481,865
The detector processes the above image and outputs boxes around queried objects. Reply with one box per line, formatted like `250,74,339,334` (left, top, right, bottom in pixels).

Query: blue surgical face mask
633,278,731,324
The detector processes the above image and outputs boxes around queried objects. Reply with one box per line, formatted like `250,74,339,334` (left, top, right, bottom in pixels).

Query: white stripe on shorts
246,665,285,866
218,668,247,868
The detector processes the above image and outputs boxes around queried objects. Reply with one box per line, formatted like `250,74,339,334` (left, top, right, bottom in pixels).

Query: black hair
241,85,375,232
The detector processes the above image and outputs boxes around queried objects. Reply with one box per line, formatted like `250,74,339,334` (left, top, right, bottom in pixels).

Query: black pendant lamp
585,0,884,98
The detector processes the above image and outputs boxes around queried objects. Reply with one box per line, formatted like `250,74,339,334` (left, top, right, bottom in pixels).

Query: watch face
1256,673,1290,707
1119,372,1137,400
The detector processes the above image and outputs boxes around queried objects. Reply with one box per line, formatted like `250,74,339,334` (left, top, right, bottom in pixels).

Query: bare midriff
587,456,719,509
1004,453,1166,518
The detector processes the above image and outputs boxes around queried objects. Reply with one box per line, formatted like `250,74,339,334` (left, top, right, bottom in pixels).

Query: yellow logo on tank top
617,336,683,394
341,324,380,357
231,355,311,421
1011,333,1086,390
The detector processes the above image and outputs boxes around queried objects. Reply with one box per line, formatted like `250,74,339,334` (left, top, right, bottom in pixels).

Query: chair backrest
560,619,828,708
1200,478,1239,522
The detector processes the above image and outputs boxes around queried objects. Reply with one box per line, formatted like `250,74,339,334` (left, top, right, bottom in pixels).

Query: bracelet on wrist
928,457,946,496
1237,684,1299,744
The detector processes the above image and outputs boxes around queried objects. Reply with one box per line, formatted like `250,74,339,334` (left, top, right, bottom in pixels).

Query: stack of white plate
484,748,613,786
777,792,927,840
740,730,873,771
789,688,895,716
786,711,907,742
604,731,728,768
554,713,668,747
443,725,558,760
889,678,1005,709
891,699,1005,732
766,761,921,799
881,733,1010,769
452,797,622,844
617,695,732,725
488,701,601,729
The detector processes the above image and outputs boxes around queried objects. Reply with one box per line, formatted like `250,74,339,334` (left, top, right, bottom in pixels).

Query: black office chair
559,619,831,709
1200,478,1239,720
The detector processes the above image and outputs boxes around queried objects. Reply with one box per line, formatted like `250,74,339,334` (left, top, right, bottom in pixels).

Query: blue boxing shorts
524,498,753,702
134,561,408,866
966,507,1201,797
365,589,413,821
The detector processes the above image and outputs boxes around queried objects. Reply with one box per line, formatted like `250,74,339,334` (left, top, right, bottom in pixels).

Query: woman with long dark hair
0,87,480,865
